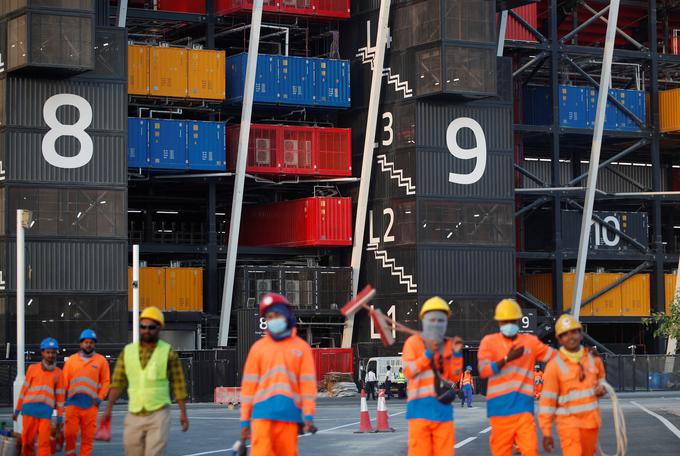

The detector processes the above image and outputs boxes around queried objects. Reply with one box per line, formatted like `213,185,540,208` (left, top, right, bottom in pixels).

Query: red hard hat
259,293,291,317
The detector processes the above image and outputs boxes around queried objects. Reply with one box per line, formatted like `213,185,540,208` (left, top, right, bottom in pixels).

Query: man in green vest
395,366,407,399
103,306,189,455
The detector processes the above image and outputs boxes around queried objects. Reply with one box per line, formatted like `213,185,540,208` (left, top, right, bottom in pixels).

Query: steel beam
498,10,509,56
514,196,549,217
508,8,546,42
515,164,548,187
567,139,648,186
512,52,548,78
560,4,610,44
577,262,650,312
117,0,129,28
581,2,645,50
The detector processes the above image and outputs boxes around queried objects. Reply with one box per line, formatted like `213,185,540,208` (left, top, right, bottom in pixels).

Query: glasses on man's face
140,324,159,331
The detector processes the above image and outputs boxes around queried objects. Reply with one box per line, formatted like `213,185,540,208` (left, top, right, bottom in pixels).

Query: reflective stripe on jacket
538,348,605,436
461,372,474,390
16,363,65,419
240,328,317,426
63,353,110,409
478,332,556,417
402,335,463,422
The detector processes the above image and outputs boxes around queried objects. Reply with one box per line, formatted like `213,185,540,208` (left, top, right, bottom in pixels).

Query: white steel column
132,244,140,343
13,209,28,433
571,0,621,318
218,0,265,347
342,0,392,348
665,257,680,359
117,0,129,28
498,10,509,56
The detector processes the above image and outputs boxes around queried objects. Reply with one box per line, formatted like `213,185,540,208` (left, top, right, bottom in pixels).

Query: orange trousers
21,416,52,456
251,419,299,456
407,419,455,456
64,405,98,456
556,426,599,456
489,413,538,456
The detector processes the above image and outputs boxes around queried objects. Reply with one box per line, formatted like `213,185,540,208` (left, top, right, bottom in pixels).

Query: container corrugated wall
128,45,150,95
149,47,188,98
502,4,538,42
187,121,226,171
665,274,677,314
660,88,680,133
149,119,187,169
165,268,203,311
128,267,166,311
188,49,226,100
128,118,149,168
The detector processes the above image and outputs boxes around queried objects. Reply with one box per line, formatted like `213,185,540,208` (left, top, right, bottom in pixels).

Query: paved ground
2,393,680,455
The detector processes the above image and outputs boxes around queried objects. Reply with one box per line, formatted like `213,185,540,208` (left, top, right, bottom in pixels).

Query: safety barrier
601,354,680,392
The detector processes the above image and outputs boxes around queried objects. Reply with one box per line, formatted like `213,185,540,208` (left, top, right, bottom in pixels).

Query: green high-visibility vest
124,340,172,413
395,372,406,384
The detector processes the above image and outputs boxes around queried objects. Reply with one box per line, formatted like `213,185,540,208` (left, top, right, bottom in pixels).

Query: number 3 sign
42,94,94,169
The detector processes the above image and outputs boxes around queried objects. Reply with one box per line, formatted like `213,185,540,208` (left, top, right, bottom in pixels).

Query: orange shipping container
128,45,150,95
150,47,188,98
188,49,226,100
128,267,166,311
525,274,553,307
562,272,594,316
621,273,650,316
665,274,678,314
591,273,623,316
165,268,203,311
659,88,680,133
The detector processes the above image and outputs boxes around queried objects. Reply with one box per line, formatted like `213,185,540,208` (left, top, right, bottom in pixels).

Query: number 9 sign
447,117,487,185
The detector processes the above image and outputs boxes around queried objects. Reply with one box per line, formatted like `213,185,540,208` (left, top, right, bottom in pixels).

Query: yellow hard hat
494,299,522,321
420,296,452,320
555,314,583,337
140,306,165,328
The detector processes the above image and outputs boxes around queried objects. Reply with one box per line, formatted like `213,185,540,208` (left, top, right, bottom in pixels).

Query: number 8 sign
42,94,94,169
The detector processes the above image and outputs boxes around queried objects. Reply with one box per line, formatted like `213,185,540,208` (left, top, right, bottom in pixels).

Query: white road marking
455,436,478,448
180,411,407,456
631,401,680,439
479,426,492,434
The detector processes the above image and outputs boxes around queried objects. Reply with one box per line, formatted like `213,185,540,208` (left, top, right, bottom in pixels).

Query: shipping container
591,273,623,316
560,210,649,252
616,89,646,131
216,0,350,19
149,47,188,98
81,27,127,82
312,58,351,107
128,44,150,95
525,272,595,315
621,274,650,316
312,348,353,381
227,124,351,176
128,267,166,311
665,274,677,314
500,4,538,42
660,88,680,133
157,0,207,13
128,118,149,168
149,119,187,170
226,53,281,104
187,121,226,171
279,56,314,105
165,268,203,311
188,49,226,100
240,197,352,247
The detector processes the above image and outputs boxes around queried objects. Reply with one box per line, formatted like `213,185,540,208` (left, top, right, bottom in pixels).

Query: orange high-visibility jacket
538,348,605,436
16,363,65,420
240,328,317,427
478,332,556,417
402,335,463,422
63,353,111,409
461,371,474,390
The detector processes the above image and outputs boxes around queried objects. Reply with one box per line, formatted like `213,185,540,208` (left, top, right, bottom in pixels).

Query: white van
365,356,403,384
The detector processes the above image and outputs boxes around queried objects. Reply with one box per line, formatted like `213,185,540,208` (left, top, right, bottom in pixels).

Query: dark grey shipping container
235,308,267,379
79,27,127,82
366,198,417,247
1,76,126,131
0,0,94,17
561,210,649,252
362,246,418,296
0,130,127,186
369,148,418,201
0,240,127,292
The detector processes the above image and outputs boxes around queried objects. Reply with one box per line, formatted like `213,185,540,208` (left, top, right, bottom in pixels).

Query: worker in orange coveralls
402,297,463,456
13,337,65,456
240,293,317,456
534,365,544,399
539,314,606,456
63,329,110,456
477,299,556,456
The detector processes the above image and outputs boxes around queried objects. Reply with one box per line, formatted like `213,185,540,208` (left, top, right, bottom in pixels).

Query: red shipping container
157,0,206,13
312,348,353,381
216,0,350,19
228,124,351,177
499,4,538,42
240,197,352,247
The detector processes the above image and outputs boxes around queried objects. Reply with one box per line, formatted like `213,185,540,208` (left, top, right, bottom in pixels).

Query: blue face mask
267,317,288,335
500,323,519,337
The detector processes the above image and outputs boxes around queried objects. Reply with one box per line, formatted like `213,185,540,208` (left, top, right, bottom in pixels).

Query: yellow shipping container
591,273,623,316
525,274,553,307
128,267,166,311
659,88,680,133
665,274,677,315
128,45,150,95
563,272,594,316
188,49,226,100
621,273,650,316
150,47,188,98
165,268,203,311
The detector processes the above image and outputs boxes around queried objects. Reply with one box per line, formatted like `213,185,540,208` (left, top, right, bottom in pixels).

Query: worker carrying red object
63,329,110,456
401,297,463,456
13,337,65,456
477,299,557,456
240,293,317,456
538,314,606,456
534,365,544,400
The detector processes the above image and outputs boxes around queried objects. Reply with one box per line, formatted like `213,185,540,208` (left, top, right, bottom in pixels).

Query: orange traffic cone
354,389,374,433
375,389,395,432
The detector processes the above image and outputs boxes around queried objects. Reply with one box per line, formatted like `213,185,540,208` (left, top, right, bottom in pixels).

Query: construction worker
534,365,544,400
63,329,110,456
103,307,189,456
395,367,407,399
384,365,394,400
13,337,65,456
478,299,556,456
240,293,317,456
402,297,463,456
539,314,606,456
459,366,475,408
364,368,377,400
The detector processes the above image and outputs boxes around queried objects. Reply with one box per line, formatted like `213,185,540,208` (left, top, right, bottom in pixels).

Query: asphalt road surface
2,393,680,455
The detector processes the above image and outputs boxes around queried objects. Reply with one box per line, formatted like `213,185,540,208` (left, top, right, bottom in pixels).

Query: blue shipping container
312,58,351,108
617,89,646,131
523,86,551,126
586,87,645,132
226,53,281,104
149,119,187,170
279,56,314,105
559,86,588,129
187,121,226,171
128,118,149,168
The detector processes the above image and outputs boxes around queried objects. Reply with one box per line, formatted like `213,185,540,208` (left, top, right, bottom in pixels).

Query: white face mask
422,311,448,343
500,323,519,337
267,317,288,335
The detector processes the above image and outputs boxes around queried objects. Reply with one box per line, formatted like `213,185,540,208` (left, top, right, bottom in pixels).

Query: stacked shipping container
127,267,203,312
157,0,351,19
